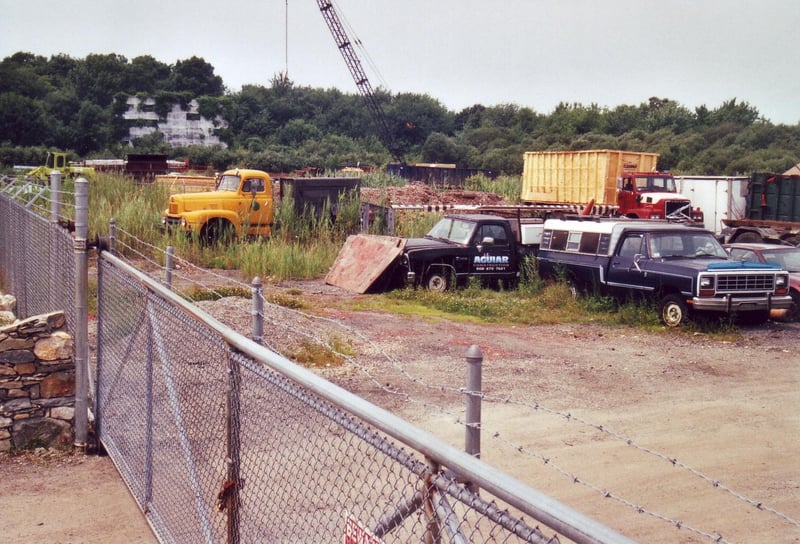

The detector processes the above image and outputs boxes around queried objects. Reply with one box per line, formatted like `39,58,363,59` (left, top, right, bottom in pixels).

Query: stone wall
0,305,75,451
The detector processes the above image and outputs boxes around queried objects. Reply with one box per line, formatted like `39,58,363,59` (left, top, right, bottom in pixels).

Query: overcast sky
2,0,798,124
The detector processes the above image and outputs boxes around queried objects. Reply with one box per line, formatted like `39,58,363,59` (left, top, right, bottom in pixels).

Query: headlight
775,276,787,288
700,277,714,289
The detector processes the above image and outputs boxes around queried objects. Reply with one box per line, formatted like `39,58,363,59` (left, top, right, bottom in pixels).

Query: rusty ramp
325,234,406,294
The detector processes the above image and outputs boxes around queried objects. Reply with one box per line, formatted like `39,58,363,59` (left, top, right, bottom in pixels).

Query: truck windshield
635,176,677,193
426,218,475,245
649,232,727,258
216,175,240,191
762,248,800,272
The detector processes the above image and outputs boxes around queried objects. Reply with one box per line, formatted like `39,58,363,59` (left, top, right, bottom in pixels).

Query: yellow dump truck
162,168,274,244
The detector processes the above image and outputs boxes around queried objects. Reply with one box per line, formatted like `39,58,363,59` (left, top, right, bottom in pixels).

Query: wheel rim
662,302,683,327
427,274,447,292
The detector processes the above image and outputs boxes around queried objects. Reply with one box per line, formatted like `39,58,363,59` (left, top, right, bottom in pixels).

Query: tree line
1,51,799,176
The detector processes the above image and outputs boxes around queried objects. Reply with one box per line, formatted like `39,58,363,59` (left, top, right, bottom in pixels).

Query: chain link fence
0,180,76,334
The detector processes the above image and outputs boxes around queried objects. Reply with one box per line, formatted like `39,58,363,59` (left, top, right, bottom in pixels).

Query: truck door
240,176,272,228
607,233,656,292
469,223,514,279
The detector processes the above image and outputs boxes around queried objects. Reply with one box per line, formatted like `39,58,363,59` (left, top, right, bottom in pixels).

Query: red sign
343,514,385,544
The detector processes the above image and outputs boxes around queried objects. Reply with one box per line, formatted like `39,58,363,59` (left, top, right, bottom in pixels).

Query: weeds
291,336,354,367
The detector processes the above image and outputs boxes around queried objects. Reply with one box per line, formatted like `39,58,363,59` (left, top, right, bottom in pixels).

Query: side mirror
633,253,644,272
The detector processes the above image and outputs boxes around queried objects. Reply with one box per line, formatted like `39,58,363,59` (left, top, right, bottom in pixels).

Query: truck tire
659,294,689,327
787,291,800,322
426,271,449,292
732,231,762,243
201,219,234,246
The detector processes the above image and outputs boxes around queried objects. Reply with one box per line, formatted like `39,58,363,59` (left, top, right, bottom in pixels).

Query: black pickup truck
400,214,542,290
536,218,793,326
326,214,542,293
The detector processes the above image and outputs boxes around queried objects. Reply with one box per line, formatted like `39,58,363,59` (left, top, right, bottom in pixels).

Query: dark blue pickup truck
537,218,793,326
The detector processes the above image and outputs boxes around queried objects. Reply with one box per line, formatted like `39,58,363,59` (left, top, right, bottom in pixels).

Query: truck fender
182,209,242,235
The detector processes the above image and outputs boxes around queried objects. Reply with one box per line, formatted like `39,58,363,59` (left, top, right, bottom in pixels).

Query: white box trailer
674,176,749,234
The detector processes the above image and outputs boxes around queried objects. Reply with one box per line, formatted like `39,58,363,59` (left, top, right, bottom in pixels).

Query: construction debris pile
360,182,508,207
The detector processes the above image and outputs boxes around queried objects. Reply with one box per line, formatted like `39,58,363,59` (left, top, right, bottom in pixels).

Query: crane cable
284,0,289,77
329,0,388,91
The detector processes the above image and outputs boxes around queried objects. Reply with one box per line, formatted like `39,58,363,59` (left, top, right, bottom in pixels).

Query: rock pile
0,296,75,451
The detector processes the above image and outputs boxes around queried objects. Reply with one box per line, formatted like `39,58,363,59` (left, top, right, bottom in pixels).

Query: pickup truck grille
716,273,775,292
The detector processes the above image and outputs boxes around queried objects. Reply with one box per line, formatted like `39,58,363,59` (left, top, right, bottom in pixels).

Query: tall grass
83,173,172,245
466,174,522,203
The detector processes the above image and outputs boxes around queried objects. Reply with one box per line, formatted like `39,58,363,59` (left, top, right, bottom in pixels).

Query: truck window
217,175,240,191
426,217,474,244
549,230,569,251
635,175,677,193
579,232,601,254
476,224,508,246
618,234,644,257
566,232,582,251
242,178,265,193
729,248,757,262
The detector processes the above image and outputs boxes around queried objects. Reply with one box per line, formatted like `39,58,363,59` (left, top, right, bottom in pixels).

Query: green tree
0,93,48,145
128,55,171,94
171,56,224,96
421,132,459,163
71,53,130,107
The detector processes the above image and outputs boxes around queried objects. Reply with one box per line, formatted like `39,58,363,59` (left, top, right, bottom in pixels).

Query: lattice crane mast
316,1,401,162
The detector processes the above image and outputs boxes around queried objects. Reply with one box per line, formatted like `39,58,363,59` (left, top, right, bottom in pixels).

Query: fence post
165,245,174,289
49,170,61,222
465,345,483,458
73,178,90,450
251,277,264,344
225,354,242,543
108,218,116,255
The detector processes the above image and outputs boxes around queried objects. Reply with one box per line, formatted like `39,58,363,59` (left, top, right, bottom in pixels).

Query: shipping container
746,173,800,222
521,150,659,206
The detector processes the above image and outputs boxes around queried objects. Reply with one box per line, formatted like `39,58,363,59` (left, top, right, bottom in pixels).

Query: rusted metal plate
325,234,406,293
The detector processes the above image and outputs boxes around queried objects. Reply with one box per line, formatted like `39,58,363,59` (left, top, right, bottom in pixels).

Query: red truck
521,150,704,224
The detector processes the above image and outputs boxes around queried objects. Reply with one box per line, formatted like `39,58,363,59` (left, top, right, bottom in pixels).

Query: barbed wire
101,229,800,540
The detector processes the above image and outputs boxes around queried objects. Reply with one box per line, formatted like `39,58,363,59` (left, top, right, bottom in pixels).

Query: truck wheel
201,220,234,246
659,294,689,327
426,272,449,292
787,292,800,322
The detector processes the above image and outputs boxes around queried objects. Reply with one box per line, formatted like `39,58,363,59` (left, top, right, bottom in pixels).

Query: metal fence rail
96,251,634,544
0,180,76,334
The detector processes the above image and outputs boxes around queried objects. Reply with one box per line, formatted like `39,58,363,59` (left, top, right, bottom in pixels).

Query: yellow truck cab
162,168,273,244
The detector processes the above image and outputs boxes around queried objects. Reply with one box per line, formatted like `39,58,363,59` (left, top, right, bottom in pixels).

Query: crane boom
316,1,401,161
